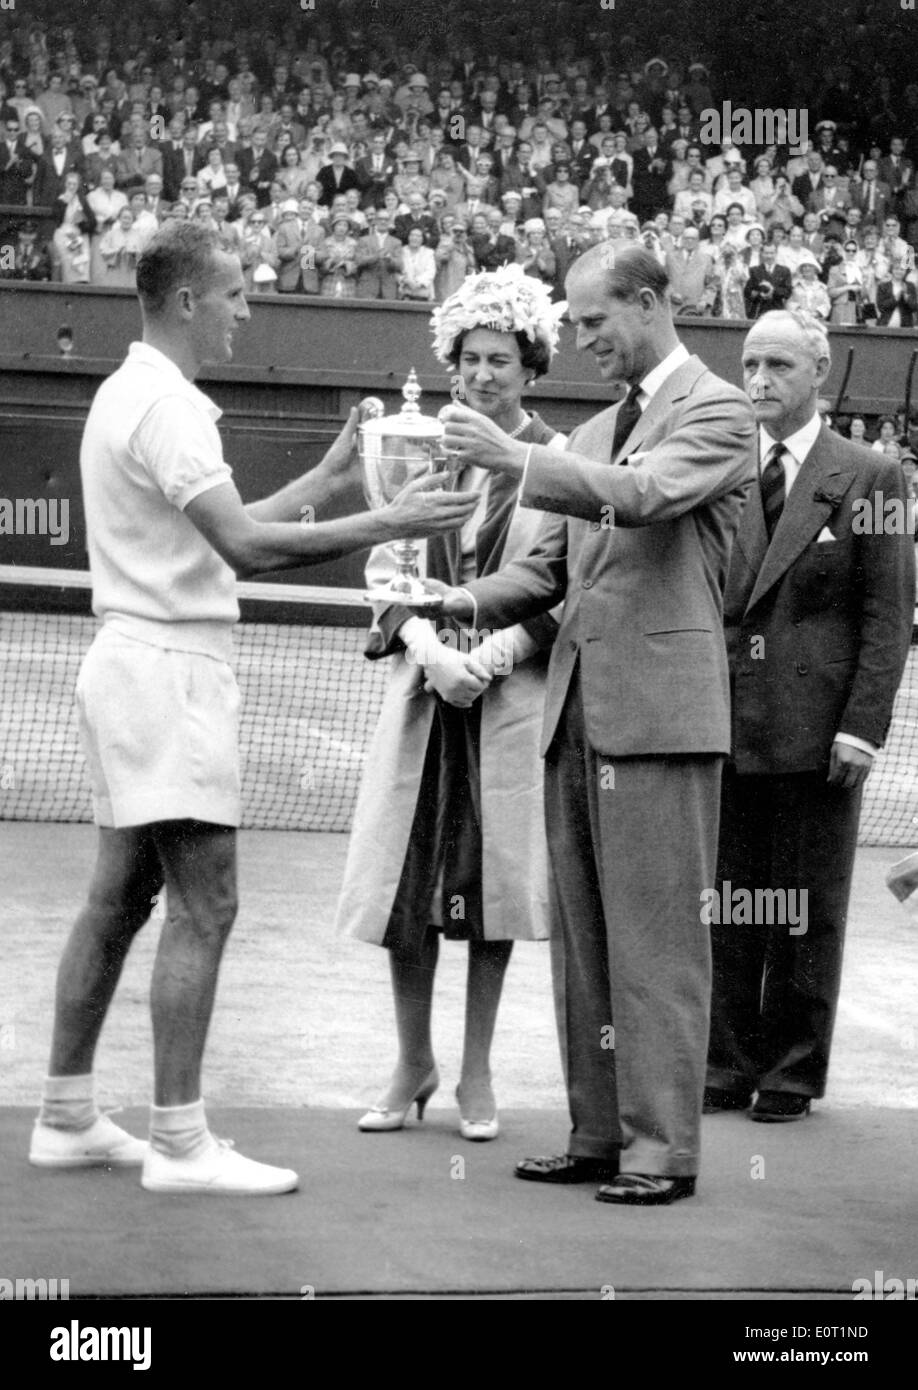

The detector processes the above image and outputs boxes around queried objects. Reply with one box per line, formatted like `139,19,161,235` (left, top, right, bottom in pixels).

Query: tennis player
28,220,479,1195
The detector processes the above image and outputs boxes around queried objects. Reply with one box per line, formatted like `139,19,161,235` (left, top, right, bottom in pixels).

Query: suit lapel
611,356,707,463
744,429,856,613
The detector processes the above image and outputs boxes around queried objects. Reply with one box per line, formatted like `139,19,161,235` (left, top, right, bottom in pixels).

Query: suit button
582,578,593,589
569,639,577,651
796,661,809,675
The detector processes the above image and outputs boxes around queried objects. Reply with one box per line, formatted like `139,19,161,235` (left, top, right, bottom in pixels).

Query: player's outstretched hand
384,471,481,539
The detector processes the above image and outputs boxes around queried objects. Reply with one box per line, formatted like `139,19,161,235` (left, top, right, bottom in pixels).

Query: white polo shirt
80,341,238,660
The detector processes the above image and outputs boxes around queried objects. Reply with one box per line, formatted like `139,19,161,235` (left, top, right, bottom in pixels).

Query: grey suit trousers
545,664,722,1175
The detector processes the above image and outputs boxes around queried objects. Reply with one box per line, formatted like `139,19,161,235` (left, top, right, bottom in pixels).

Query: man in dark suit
705,309,914,1122
236,128,279,208
354,132,395,210
393,193,438,248
852,159,892,229
744,242,792,319
32,129,84,206
0,114,35,205
791,152,826,209
435,245,757,1204
630,129,672,224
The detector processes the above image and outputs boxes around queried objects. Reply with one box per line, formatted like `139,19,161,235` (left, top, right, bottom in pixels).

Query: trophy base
363,580,442,612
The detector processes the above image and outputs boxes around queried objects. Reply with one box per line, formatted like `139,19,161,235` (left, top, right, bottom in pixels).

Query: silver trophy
357,368,451,609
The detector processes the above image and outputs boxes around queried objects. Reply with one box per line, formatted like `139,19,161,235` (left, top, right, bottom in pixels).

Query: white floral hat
430,262,566,365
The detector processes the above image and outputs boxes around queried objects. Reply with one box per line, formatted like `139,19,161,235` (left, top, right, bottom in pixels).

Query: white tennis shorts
76,627,242,829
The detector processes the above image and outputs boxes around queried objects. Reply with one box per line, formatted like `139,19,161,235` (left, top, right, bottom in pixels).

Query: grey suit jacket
726,425,914,775
467,355,757,757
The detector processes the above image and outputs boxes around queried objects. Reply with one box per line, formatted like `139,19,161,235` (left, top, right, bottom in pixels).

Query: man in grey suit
705,309,914,1122
435,244,757,1204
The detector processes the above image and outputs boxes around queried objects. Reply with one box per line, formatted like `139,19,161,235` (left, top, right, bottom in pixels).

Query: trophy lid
359,368,444,442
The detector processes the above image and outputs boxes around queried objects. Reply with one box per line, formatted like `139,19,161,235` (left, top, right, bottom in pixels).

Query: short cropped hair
755,308,831,367
136,220,222,315
570,243,671,305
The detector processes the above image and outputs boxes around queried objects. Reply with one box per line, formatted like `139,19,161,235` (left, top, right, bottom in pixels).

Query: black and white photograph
1,0,917,1351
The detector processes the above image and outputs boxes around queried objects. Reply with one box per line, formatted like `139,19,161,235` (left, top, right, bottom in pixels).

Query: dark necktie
611,383,643,461
761,443,786,538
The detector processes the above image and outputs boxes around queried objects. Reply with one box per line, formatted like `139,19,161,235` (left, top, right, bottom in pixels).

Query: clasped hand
421,644,492,708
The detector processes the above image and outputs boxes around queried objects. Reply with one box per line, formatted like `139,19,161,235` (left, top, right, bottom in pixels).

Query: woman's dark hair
446,328,551,380
136,221,221,314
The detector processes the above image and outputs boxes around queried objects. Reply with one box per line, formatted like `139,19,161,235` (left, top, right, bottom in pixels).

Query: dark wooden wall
2,282,916,586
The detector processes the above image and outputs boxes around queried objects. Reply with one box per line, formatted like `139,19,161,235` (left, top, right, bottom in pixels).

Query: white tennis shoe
141,1135,298,1195
29,1114,148,1168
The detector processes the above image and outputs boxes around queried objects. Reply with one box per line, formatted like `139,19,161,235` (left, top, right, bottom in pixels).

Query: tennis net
0,567,388,833
1,566,917,844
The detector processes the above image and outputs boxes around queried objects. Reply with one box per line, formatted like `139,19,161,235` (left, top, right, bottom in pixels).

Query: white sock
149,1099,210,1158
38,1074,98,1131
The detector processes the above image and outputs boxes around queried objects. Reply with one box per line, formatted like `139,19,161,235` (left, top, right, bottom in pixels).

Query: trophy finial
401,368,422,417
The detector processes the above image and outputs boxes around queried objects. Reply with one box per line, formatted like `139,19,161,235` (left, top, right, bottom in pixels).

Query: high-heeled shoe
357,1065,439,1132
456,1083,499,1142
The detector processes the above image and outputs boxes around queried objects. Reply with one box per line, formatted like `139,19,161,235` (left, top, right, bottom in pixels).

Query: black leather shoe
595,1173,696,1206
514,1153,619,1184
703,1086,752,1114
749,1091,811,1123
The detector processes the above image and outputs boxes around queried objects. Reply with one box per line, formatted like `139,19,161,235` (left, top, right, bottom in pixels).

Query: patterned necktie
761,443,786,539
611,383,643,461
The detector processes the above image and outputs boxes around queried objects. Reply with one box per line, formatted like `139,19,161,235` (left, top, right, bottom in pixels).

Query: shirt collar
759,411,821,469
127,342,222,421
638,342,691,404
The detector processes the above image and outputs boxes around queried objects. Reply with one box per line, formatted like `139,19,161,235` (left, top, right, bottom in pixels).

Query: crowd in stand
1,5,917,327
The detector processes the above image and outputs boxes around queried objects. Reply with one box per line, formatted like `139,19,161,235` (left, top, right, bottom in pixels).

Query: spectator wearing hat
393,149,431,203
393,191,438,248
395,72,433,119
789,252,831,319
685,62,713,114
275,198,308,293
355,131,396,210
426,188,453,240
356,210,404,299
316,211,359,296
50,168,95,282
0,221,51,281
97,204,143,287
807,165,850,239
763,172,805,235
396,224,436,300
20,106,48,164
706,139,746,190
315,141,360,208
194,145,228,199
517,216,555,285
813,119,848,176
713,240,749,319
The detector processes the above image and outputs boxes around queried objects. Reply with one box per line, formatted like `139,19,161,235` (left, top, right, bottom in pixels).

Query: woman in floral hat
336,266,567,1142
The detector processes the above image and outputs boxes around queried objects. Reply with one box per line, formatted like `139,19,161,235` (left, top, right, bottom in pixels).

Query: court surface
2,823,917,1299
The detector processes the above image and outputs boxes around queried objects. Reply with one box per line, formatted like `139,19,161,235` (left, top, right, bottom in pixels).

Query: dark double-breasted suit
465,355,757,1175
708,424,914,1099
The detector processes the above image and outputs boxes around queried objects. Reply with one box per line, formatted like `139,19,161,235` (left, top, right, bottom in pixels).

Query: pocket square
816,526,836,542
